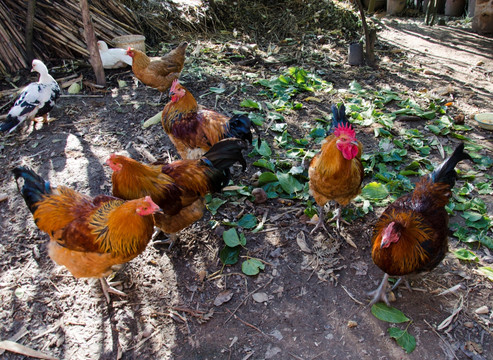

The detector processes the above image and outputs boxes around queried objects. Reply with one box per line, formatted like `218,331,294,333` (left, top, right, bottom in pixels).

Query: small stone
463,322,474,328
347,320,358,328
252,292,269,303
252,188,268,204
475,305,488,314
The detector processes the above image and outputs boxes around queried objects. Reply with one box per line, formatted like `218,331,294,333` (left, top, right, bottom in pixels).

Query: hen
127,42,188,101
1,60,60,133
308,104,363,233
98,40,132,69
162,79,258,159
13,167,161,303
106,138,246,246
369,143,471,305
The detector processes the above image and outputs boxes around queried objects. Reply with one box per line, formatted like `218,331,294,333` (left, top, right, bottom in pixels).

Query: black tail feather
0,116,21,133
328,104,349,134
201,138,247,190
430,143,472,187
12,166,52,213
226,114,262,147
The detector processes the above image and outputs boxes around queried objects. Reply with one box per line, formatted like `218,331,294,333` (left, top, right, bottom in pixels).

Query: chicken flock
2,41,472,308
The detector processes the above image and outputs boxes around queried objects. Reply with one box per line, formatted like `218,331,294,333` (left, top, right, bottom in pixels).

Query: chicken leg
368,273,390,306
310,205,328,234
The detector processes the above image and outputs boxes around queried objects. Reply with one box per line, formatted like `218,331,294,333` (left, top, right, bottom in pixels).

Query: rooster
162,79,259,159
13,167,161,303
106,138,246,246
98,40,132,69
127,42,188,101
1,60,60,133
369,143,471,305
308,104,363,233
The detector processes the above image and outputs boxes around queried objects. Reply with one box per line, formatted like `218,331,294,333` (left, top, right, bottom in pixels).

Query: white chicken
1,59,60,133
98,40,133,69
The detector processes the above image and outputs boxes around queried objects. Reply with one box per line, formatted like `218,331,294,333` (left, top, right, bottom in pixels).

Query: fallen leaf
213,290,233,306
296,231,312,253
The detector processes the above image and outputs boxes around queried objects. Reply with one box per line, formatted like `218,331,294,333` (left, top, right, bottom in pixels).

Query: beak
350,140,359,146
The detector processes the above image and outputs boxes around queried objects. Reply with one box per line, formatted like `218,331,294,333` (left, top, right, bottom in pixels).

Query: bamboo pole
79,0,105,85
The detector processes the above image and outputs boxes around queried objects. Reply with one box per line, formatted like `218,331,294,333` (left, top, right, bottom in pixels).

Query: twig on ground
224,277,273,324
341,285,364,305
424,319,460,360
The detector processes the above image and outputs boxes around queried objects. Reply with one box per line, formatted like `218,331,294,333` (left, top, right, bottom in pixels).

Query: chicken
13,166,161,303
97,40,132,69
369,143,471,305
127,42,188,101
106,138,247,246
1,59,60,133
308,104,363,233
162,79,259,159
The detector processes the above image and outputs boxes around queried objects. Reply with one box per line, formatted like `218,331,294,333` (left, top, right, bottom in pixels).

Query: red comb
333,122,356,139
170,79,180,93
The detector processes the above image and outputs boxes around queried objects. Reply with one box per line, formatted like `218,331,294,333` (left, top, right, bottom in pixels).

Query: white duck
98,40,133,69
1,59,60,133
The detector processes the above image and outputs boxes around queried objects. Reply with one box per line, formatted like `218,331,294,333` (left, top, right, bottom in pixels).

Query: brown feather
309,134,364,207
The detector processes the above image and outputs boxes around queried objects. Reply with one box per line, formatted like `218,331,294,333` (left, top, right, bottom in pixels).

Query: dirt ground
1,17,492,360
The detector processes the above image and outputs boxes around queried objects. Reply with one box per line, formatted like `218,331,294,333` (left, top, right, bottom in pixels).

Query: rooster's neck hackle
316,136,352,175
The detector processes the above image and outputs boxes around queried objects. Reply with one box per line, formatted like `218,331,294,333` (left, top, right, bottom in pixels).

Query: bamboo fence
0,0,141,74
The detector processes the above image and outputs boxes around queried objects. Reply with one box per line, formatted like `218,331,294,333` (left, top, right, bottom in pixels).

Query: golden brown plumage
107,138,247,244
13,167,161,302
162,80,256,159
127,42,188,99
308,104,363,232
369,143,471,305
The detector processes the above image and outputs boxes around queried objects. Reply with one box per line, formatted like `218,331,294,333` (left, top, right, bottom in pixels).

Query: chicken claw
100,277,127,303
368,273,390,306
152,231,178,251
310,205,328,234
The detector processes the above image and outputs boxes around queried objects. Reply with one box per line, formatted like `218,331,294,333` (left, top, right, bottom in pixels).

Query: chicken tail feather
430,142,472,187
12,166,52,213
201,138,247,190
328,104,348,134
0,115,21,133
226,114,262,146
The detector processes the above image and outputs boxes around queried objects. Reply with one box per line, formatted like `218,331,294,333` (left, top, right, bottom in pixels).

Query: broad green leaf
240,99,261,109
237,214,258,229
68,82,81,94
223,228,241,247
219,246,240,265
461,211,483,222
309,127,326,138
277,173,303,194
207,198,227,215
371,303,410,323
256,140,272,157
242,258,265,275
362,182,389,200
258,172,278,185
388,327,416,353
453,248,479,262
253,159,275,171
478,267,493,281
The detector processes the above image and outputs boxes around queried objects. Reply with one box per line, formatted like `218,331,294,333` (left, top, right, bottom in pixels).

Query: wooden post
25,0,36,64
79,0,105,86
354,0,376,67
